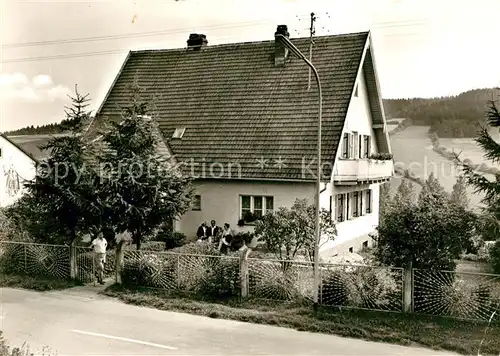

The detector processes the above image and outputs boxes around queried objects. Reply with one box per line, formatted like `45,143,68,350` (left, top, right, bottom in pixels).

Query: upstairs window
342,133,349,158
363,135,371,158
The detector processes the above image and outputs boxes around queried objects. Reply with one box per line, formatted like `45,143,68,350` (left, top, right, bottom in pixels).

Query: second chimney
274,25,289,67
187,34,208,50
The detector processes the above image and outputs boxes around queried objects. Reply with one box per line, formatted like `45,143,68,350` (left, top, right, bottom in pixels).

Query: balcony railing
333,158,393,184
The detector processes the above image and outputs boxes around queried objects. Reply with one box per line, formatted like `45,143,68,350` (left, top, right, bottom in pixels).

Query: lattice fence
121,250,240,296
320,264,404,312
0,241,70,280
413,269,500,321
248,259,314,301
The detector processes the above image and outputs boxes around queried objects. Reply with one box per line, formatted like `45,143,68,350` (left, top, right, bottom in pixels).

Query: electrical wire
1,19,424,64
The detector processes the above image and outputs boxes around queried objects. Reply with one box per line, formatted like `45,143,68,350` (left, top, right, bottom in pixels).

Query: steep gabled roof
97,31,378,182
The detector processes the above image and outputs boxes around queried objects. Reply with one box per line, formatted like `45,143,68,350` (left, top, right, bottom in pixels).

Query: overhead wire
1,18,424,64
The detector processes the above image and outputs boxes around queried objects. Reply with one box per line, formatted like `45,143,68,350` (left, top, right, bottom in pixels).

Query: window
349,247,354,253
240,195,274,223
363,135,371,158
352,191,359,217
348,134,354,158
253,196,263,218
365,189,372,213
192,195,201,211
329,195,333,216
353,132,359,159
354,84,358,97
172,127,186,139
362,241,368,249
342,133,349,158
336,194,345,222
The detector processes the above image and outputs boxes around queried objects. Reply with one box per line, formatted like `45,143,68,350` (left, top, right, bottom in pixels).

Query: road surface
0,287,456,355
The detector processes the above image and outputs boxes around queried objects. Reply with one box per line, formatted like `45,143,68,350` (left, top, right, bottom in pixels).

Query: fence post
239,247,250,298
69,241,76,280
176,254,181,290
24,244,27,273
115,241,124,285
403,261,413,313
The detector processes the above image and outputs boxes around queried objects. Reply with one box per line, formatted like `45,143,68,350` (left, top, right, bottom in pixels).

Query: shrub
165,232,186,250
490,239,500,274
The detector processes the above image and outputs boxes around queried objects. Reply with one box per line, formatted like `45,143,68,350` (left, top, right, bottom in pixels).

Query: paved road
1,287,456,355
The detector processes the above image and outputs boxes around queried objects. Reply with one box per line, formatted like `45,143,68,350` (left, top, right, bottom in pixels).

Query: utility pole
307,12,316,91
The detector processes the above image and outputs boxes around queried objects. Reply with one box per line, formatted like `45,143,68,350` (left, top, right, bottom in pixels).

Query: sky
1,0,500,132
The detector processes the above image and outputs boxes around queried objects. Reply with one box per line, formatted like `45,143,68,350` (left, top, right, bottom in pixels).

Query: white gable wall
0,137,37,207
319,67,383,257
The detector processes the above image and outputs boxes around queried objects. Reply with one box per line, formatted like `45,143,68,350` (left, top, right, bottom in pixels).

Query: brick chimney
274,25,289,67
187,34,208,50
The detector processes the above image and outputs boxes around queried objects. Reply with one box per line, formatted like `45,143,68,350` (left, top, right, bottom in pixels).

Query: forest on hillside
2,117,82,136
383,88,499,138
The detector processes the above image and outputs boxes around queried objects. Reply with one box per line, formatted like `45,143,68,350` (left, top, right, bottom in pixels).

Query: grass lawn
0,273,82,291
102,284,500,356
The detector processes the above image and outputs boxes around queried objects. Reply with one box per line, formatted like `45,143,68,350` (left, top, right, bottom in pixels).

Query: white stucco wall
340,71,379,153
0,137,37,207
176,179,315,239
319,67,386,256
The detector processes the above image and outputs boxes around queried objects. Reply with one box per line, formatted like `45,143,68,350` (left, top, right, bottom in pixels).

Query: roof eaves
0,133,39,164
366,31,392,154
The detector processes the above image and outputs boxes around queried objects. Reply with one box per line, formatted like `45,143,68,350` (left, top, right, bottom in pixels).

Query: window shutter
346,193,351,219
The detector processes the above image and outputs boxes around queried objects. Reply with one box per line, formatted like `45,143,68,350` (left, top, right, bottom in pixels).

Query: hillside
389,126,490,209
383,88,499,138
2,117,82,136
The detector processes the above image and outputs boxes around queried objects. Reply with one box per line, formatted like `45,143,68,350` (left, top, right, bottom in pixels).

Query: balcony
333,158,393,185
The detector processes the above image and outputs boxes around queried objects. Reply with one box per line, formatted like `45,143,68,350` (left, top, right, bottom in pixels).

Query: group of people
196,220,237,253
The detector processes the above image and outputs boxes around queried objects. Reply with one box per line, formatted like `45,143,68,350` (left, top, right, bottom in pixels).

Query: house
0,134,40,207
95,25,393,256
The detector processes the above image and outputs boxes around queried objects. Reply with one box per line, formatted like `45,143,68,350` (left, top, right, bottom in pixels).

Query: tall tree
375,173,476,270
6,87,98,244
418,172,449,207
450,175,470,208
455,99,500,260
392,179,416,208
96,84,193,249
379,182,392,219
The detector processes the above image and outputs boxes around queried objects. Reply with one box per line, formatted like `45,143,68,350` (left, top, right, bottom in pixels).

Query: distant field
439,137,486,162
389,126,491,209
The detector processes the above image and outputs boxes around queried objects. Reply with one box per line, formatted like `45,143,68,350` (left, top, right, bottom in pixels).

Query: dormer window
172,128,186,139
